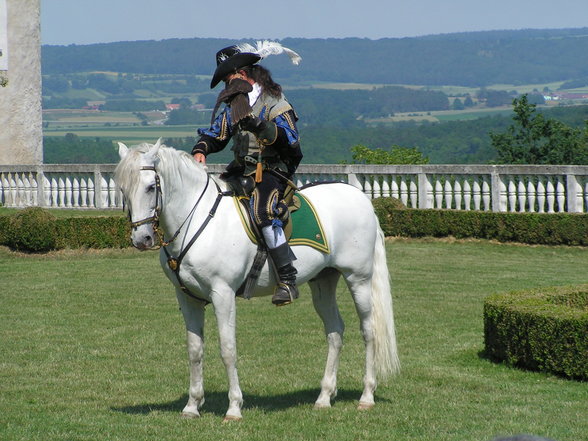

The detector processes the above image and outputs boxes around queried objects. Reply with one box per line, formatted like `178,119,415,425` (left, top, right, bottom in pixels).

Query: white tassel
235,40,302,65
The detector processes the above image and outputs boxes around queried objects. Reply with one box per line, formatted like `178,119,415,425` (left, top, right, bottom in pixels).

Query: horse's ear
118,142,129,159
145,138,161,163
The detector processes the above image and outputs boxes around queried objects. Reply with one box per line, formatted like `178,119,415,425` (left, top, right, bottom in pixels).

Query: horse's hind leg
345,275,377,410
309,268,344,409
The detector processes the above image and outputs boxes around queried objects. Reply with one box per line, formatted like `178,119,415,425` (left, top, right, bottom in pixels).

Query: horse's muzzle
132,231,156,250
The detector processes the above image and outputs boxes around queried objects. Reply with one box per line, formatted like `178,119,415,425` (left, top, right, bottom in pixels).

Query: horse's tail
371,222,400,379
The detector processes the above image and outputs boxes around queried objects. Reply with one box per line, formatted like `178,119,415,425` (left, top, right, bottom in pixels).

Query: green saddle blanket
234,193,330,254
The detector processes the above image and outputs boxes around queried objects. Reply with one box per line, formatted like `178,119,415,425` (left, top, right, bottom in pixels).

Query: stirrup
272,282,298,306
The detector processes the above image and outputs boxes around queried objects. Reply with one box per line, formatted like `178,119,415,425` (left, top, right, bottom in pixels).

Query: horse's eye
147,184,156,193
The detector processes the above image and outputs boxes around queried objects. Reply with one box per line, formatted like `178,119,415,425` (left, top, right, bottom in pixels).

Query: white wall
0,0,43,165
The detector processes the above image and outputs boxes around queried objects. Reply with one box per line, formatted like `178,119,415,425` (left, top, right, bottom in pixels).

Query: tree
350,144,429,164
452,98,465,110
464,95,474,107
490,95,588,164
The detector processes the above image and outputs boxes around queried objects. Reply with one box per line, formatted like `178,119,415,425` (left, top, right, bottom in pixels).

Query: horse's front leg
175,289,206,418
212,289,243,421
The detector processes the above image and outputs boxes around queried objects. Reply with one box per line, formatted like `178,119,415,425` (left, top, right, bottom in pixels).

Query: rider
192,41,303,306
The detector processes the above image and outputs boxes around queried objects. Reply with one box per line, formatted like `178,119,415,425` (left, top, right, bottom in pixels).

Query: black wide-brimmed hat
209,41,302,89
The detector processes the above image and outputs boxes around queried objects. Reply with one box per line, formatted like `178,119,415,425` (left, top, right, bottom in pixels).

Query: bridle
126,164,231,304
128,166,164,243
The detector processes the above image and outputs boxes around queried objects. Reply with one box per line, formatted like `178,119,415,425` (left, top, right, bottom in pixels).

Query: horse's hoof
357,401,374,411
181,411,200,419
223,415,242,423
314,402,331,410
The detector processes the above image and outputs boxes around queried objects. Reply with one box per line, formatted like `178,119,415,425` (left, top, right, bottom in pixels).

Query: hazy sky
41,0,588,45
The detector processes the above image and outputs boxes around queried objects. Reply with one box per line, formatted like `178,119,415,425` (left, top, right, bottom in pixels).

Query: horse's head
115,139,163,250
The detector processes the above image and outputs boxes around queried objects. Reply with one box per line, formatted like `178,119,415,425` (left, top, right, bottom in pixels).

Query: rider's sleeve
192,108,233,156
260,108,299,150
273,109,299,146
268,108,303,175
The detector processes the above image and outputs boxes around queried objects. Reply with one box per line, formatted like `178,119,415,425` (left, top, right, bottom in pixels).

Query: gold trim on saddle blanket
233,193,330,254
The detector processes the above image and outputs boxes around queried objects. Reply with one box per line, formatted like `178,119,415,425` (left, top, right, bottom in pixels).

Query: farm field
1,239,587,441
43,123,199,144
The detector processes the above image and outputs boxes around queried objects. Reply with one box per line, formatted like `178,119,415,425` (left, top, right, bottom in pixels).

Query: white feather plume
235,40,302,65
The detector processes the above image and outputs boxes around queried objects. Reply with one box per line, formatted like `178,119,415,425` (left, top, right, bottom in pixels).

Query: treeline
288,87,449,127
44,134,120,163
43,105,588,165
42,28,588,87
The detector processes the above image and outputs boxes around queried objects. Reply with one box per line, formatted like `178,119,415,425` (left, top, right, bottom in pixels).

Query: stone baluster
87,178,94,208
382,177,390,198
65,177,73,208
373,178,381,199
454,179,462,210
9,174,17,207
108,177,118,208
536,178,545,213
434,179,443,208
444,179,453,209
472,179,481,210
23,174,33,206
482,177,491,211
425,175,434,208
100,175,109,208
497,176,507,212
463,178,471,211
347,172,361,190
364,178,373,199
546,178,555,213
400,178,408,206
391,178,399,199
72,177,80,208
556,177,565,212
56,177,64,208
527,179,536,213
30,173,38,206
507,177,517,212
80,177,88,208
16,174,25,207
43,175,51,208
517,177,526,212
409,177,418,208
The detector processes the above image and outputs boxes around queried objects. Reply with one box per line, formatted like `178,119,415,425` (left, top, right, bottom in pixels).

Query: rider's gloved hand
239,116,265,134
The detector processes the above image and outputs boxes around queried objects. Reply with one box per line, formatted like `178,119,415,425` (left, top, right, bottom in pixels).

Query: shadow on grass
112,387,388,416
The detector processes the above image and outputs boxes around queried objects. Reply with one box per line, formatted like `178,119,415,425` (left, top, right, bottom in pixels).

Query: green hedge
483,285,588,380
1,202,587,252
0,208,131,251
372,198,588,246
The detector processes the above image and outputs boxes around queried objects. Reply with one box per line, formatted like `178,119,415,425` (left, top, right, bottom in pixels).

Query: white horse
115,139,399,421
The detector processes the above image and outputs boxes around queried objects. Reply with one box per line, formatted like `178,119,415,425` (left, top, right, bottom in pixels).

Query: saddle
221,173,330,298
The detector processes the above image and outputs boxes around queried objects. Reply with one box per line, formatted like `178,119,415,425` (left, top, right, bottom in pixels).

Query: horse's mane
114,142,207,194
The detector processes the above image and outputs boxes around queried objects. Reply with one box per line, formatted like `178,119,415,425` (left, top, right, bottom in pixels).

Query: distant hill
42,28,588,87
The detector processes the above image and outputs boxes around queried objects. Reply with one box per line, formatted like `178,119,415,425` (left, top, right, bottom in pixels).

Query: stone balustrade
1,163,587,213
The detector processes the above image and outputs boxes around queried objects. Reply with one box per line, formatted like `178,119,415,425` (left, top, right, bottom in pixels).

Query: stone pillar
0,0,43,165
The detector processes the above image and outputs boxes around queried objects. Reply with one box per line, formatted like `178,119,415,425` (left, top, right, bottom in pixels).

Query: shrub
5,207,61,252
484,285,588,380
372,197,406,232
374,202,588,246
55,217,131,249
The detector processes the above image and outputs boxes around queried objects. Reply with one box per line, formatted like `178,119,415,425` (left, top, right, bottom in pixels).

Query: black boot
268,243,299,306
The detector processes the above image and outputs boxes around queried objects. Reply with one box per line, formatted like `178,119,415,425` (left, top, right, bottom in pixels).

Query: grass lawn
0,239,586,441
0,207,125,218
